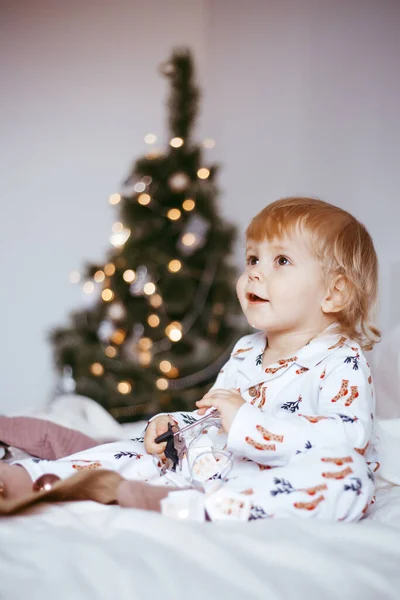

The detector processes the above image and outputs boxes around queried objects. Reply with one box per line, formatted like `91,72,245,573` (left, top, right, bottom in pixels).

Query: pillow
375,418,400,485
369,325,400,419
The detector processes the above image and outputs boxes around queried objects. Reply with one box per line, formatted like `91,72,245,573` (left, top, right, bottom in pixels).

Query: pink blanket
0,416,100,460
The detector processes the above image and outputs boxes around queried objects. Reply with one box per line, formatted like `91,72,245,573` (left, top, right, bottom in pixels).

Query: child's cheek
236,276,246,306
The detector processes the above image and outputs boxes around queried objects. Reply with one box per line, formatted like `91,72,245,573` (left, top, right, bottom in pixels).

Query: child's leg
117,479,206,512
215,446,374,521
1,439,185,508
1,438,200,512
0,460,184,513
15,439,161,488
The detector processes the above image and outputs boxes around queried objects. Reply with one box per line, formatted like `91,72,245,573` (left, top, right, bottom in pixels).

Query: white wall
205,0,400,326
0,0,399,414
0,0,208,413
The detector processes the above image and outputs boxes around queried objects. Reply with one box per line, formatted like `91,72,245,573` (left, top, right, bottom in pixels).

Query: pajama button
248,386,257,397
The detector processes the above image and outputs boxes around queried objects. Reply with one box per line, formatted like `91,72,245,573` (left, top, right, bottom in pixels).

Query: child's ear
321,275,348,314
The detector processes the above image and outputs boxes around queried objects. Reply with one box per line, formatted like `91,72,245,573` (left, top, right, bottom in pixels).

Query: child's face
236,232,330,335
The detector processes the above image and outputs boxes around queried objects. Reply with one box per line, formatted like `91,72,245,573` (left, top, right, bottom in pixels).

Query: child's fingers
196,398,211,408
145,434,167,455
202,389,232,401
156,418,171,436
144,417,169,455
196,397,220,411
143,420,157,453
148,442,167,457
204,388,227,395
228,388,241,396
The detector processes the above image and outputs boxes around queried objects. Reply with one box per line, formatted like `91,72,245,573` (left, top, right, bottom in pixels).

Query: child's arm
141,356,233,437
143,332,251,448
226,357,374,467
143,358,236,456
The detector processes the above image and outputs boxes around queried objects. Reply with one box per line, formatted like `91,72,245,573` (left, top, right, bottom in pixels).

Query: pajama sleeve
143,357,234,432
227,356,374,467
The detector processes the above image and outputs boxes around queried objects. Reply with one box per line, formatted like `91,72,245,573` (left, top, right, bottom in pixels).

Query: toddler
0,197,381,521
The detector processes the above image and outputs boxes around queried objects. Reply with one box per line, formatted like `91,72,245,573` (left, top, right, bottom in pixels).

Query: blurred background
1,0,399,416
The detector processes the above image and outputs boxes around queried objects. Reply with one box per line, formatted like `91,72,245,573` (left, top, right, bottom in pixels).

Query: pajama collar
231,324,360,383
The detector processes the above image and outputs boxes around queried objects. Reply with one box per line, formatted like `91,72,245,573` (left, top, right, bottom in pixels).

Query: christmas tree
51,48,246,422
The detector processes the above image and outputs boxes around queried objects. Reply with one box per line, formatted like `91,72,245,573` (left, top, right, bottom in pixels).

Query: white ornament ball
168,172,190,192
108,302,126,321
160,61,175,76
98,320,115,343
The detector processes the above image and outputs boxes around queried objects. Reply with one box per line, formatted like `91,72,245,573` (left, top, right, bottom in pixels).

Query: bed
1,392,400,599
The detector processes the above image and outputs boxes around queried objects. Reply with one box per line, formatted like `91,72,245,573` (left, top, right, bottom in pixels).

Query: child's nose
248,266,263,281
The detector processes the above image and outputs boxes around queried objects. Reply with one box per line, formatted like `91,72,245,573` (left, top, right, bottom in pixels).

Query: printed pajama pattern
16,326,377,522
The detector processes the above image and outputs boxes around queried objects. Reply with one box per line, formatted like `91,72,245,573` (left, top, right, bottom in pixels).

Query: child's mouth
247,293,269,303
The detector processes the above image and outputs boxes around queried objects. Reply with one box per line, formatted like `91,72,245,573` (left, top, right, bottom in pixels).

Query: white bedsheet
1,500,400,600
1,395,400,600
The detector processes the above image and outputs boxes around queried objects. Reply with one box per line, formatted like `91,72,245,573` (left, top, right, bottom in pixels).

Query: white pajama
17,326,377,522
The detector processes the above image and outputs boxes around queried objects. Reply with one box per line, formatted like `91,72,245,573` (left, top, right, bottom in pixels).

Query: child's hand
196,388,246,433
144,415,177,459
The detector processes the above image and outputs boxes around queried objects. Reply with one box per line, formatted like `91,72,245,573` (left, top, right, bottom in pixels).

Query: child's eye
246,255,258,266
275,255,290,266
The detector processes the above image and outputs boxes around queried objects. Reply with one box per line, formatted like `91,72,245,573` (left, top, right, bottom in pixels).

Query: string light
123,269,136,283
168,367,179,378
182,233,196,246
104,263,116,276
118,381,132,394
144,133,157,144
146,150,164,160
159,360,172,373
110,228,131,248
69,271,81,284
102,288,114,302
90,363,104,376
197,168,210,180
203,138,216,148
112,222,124,233
139,351,152,366
83,281,94,294
148,314,160,327
111,329,126,345
105,346,117,358
165,321,182,333
170,137,184,148
138,193,151,206
168,330,182,342
94,270,105,283
149,294,162,308
182,199,195,211
165,321,182,342
156,378,169,390
109,193,121,205
168,259,182,273
167,208,181,221
143,282,156,295
138,337,153,350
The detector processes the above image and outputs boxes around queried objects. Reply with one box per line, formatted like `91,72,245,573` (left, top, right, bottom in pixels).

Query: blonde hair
246,197,381,351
